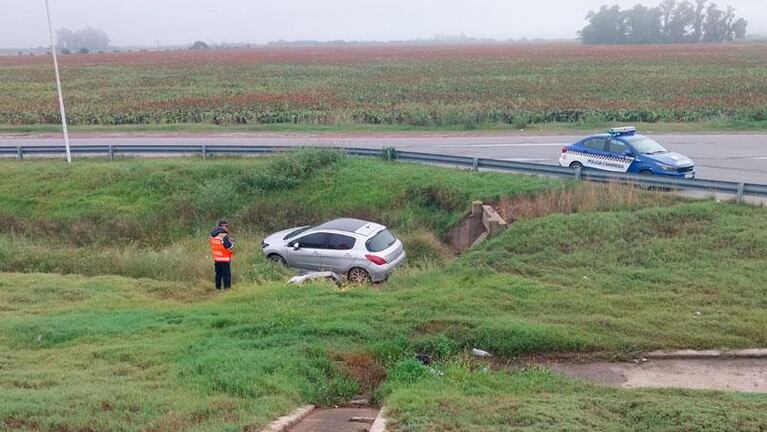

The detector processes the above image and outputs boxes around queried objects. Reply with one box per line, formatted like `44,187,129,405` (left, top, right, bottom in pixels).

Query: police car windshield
628,137,668,155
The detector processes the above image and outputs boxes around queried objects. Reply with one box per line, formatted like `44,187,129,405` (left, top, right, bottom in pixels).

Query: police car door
582,138,632,173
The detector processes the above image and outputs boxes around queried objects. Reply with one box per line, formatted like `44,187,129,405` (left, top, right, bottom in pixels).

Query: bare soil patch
550,359,767,393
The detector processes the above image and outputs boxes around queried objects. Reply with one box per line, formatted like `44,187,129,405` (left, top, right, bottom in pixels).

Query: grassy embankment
1,151,766,431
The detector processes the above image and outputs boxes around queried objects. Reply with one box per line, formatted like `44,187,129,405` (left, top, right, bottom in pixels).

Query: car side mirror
623,150,634,157
292,243,301,251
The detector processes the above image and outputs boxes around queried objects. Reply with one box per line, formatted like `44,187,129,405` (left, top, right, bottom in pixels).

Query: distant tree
732,18,748,39
190,41,210,50
579,5,627,45
78,48,89,54
659,0,676,39
702,3,724,42
580,0,746,44
692,0,707,41
56,28,77,52
667,1,696,42
625,4,663,44
76,28,110,51
56,27,110,52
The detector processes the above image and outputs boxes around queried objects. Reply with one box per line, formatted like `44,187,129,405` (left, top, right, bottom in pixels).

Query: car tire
348,267,372,284
569,161,584,170
639,170,655,189
268,254,287,266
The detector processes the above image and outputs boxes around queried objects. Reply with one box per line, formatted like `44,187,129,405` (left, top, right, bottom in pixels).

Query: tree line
56,27,110,54
579,0,747,44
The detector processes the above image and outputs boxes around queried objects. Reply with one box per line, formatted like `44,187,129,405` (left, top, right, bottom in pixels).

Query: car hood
264,226,308,245
643,152,694,167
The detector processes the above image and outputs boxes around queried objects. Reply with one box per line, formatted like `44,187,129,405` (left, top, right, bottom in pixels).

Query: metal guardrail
1,144,765,200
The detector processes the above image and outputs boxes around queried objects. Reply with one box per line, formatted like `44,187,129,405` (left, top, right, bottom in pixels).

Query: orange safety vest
210,236,233,262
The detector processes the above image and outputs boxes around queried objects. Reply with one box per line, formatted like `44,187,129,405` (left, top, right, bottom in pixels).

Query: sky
1,0,765,48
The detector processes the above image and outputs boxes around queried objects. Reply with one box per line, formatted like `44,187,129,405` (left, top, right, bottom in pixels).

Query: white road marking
498,158,550,162
431,143,567,148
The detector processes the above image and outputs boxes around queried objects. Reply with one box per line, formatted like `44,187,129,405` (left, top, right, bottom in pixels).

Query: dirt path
551,359,767,393
288,407,380,432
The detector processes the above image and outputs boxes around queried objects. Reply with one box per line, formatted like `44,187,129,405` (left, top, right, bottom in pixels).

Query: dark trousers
214,261,232,289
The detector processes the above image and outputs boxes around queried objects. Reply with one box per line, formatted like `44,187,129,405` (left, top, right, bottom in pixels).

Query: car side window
327,234,356,250
583,139,607,152
294,233,329,249
608,140,629,154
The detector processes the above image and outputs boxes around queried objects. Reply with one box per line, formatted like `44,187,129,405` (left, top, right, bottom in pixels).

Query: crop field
1,43,766,130
1,152,766,431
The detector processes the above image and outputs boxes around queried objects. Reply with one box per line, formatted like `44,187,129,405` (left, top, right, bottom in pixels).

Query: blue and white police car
558,127,695,178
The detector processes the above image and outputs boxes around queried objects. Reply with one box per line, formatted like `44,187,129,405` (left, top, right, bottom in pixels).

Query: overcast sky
2,0,765,48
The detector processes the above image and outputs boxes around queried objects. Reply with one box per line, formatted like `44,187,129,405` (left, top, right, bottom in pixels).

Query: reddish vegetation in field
1,43,765,126
0,43,758,66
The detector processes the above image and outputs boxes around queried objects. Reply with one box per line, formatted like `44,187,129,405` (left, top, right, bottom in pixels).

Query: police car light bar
608,126,637,136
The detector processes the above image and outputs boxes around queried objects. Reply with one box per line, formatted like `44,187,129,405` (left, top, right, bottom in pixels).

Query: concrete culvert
447,201,508,254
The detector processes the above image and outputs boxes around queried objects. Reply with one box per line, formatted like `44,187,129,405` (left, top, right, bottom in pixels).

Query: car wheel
268,254,287,266
569,161,584,169
348,267,372,284
639,170,655,189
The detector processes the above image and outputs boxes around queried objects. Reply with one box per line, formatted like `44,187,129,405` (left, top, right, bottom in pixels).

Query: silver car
261,218,406,283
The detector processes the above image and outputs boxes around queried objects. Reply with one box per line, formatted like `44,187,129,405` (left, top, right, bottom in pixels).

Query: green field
1,43,766,132
1,153,766,431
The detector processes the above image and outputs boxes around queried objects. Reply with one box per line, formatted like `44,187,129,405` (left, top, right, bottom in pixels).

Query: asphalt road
2,134,766,183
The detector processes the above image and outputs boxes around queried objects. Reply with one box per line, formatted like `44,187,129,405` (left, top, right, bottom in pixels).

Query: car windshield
366,229,396,252
283,226,311,240
628,137,668,154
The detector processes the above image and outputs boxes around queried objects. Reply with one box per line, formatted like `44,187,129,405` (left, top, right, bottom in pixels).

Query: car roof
314,218,385,237
574,133,647,144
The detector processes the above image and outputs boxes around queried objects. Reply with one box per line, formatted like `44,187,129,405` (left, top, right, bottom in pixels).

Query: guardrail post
472,157,479,172
575,166,582,181
108,145,114,161
202,144,208,160
736,182,745,203
16,146,23,160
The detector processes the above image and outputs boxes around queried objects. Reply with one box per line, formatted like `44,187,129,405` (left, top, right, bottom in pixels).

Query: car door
604,139,635,173
581,138,622,172
321,233,358,274
285,232,329,271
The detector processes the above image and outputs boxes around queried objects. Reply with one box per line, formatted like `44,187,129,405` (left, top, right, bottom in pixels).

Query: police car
558,127,695,178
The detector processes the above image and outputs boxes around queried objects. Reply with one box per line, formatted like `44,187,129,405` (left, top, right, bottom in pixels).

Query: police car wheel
569,161,584,170
268,254,287,266
639,170,655,189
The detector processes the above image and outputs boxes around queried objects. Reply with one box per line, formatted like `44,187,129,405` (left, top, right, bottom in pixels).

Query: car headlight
658,163,677,171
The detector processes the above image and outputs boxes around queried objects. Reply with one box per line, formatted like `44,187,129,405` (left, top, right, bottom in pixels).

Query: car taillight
561,147,568,153
365,255,387,266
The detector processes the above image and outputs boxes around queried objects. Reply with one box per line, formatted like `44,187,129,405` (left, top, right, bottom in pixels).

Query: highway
2,133,766,183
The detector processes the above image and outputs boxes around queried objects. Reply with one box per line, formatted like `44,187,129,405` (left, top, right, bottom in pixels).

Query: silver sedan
261,218,406,283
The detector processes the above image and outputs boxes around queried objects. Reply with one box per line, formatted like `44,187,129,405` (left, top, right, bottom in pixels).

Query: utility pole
44,0,72,164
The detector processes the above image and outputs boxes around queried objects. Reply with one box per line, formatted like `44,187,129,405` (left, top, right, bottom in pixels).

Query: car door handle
313,251,320,255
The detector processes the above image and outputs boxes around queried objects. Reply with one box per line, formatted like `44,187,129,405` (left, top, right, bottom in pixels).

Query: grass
1,43,766,129
1,154,766,430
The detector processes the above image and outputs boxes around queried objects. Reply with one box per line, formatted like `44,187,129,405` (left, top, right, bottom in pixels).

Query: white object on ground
472,348,492,357
288,271,341,285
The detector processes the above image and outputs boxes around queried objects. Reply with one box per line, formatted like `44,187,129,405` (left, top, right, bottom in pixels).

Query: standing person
209,220,235,290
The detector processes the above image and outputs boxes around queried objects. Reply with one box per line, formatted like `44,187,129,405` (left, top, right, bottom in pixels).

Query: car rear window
366,229,396,252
